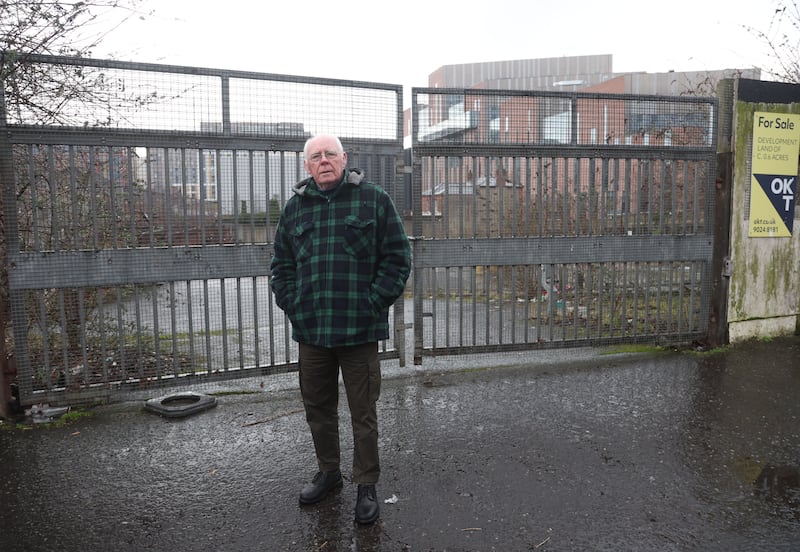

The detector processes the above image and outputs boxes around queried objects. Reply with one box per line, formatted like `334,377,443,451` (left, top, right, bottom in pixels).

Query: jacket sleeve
369,191,411,313
269,205,297,315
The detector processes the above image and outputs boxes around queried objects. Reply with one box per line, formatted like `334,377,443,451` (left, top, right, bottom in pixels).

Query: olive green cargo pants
298,342,381,485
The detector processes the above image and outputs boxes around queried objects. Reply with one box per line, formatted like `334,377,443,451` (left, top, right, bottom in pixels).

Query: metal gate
1,54,405,407
2,55,718,407
410,88,716,362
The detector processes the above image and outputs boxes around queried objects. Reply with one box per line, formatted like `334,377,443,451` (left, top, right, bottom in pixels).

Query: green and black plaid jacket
270,169,411,348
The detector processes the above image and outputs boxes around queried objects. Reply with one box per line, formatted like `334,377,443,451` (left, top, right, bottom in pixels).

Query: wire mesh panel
411,88,716,360
1,55,404,406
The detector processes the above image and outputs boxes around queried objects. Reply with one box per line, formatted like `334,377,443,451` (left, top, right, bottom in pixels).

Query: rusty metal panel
411,88,717,361
1,55,405,406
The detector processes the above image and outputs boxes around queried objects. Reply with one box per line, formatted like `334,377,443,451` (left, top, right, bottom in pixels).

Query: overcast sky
95,0,781,99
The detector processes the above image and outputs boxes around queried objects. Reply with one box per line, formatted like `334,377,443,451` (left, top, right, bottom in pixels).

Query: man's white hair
303,134,344,157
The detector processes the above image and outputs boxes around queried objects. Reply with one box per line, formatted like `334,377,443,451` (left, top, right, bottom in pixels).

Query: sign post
749,112,800,237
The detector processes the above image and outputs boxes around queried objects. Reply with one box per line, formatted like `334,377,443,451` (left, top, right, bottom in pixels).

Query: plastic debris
384,494,399,504
28,404,70,424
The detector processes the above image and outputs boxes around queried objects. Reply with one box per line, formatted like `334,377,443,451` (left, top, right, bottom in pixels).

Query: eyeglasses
308,150,342,163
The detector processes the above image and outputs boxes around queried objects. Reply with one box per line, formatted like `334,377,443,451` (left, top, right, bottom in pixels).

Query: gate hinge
722,256,733,278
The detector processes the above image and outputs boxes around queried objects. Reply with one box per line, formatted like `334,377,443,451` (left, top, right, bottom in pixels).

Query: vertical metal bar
669,261,677,336
698,157,714,333
470,157,479,347
647,160,655,234
536,157,544,238
108,147,120,248
265,150,277,367
549,156,557,236
645,261,653,336
523,263,531,344
138,152,154,380
654,261,662,338
236,277,244,369
247,150,256,243
572,157,581,236
670,159,678,235
511,156,520,235
588,157,596,236
216,150,225,244
524,156,532,238
497,157,505,239
150,280,162,380
443,156,450,239
444,266,451,349
634,159,643,234
428,266,436,349
202,278,213,374
47,146,60,250
690,260,699,332
561,156,581,236
571,262,579,341
219,277,230,370
601,157,610,236
280,152,293,362
164,148,174,246
621,261,630,340
251,275,260,369
597,263,605,339
497,263,504,345
681,160,689,234
658,159,666,235
547,263,555,342
57,290,69,386
693,160,702,233
146,149,156,246
623,158,632,235
456,158,465,348
632,261,640,336
608,261,616,337
183,279,195,375
470,156,478,238
28,146,40,247
166,281,176,376
180,148,190,245
198,149,208,245
221,75,231,136
509,264,517,344
88,147,100,249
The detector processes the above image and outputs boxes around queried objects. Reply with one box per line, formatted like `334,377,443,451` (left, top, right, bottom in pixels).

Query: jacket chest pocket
343,215,375,259
292,220,314,261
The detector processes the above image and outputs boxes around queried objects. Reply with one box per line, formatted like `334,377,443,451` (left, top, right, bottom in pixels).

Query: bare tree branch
744,0,800,83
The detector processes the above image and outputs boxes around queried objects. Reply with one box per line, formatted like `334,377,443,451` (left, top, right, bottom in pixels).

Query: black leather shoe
354,484,379,524
299,470,343,505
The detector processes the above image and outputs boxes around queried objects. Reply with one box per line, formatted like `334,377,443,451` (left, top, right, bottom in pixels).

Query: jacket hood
293,168,365,196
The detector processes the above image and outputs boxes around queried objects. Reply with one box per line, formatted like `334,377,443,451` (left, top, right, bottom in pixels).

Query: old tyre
144,391,217,418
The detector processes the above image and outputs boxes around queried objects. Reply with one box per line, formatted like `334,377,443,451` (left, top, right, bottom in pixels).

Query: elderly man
270,134,411,524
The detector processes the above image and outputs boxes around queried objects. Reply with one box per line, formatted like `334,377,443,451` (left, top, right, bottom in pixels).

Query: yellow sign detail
749,112,800,237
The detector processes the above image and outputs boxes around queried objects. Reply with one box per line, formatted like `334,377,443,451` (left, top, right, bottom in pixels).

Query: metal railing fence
410,88,717,361
1,55,719,407
1,54,405,406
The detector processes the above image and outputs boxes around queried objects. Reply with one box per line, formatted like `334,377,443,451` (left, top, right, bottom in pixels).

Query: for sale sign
749,112,800,237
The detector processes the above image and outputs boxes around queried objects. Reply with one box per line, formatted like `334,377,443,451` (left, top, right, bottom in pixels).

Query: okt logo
753,173,796,230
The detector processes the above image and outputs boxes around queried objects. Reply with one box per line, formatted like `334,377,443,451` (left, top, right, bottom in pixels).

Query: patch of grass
0,407,96,431
0,420,32,431
689,345,729,355
208,390,261,397
601,344,666,355
51,409,95,427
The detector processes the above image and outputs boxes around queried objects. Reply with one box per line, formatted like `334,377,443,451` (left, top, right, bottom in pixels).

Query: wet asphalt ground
1,336,799,552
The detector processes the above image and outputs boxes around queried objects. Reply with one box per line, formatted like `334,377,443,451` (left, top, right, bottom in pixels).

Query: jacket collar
293,168,365,196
